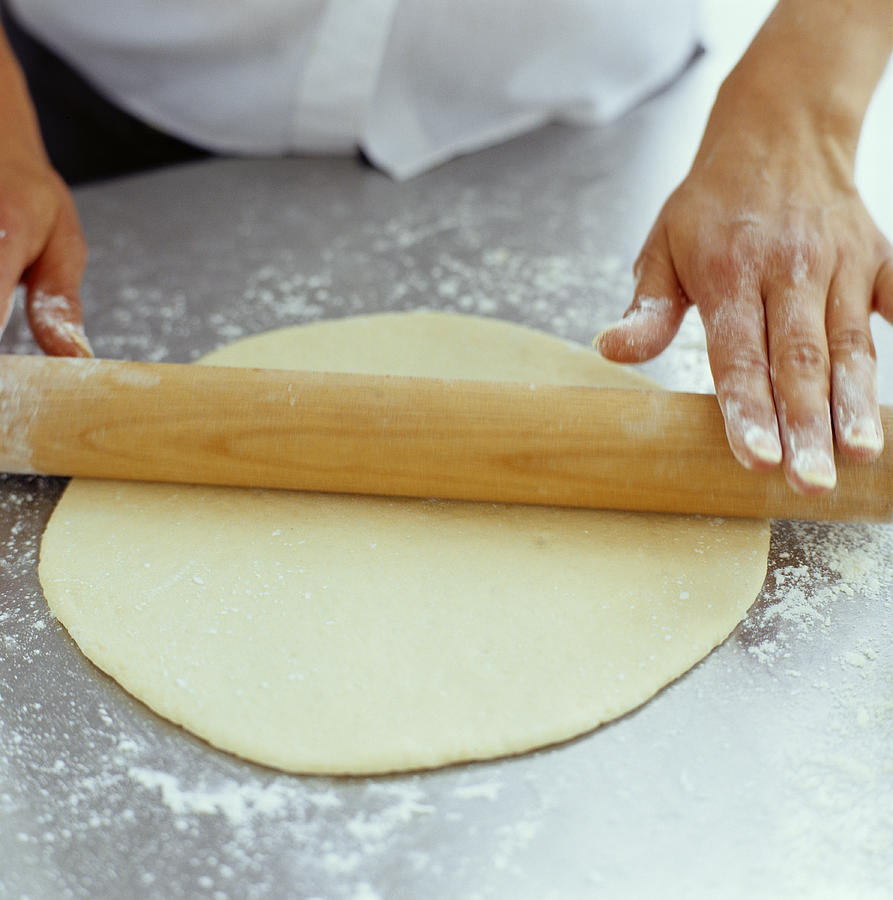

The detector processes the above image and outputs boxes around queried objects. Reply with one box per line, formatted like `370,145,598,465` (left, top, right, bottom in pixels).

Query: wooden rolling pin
1,353,891,521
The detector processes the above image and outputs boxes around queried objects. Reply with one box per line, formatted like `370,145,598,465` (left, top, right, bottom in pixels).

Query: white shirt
9,0,698,179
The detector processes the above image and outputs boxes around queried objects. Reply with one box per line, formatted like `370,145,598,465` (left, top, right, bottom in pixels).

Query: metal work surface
2,7,893,898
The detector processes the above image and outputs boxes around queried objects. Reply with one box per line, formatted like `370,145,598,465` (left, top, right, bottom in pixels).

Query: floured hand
596,0,893,494
0,159,91,357
0,25,90,357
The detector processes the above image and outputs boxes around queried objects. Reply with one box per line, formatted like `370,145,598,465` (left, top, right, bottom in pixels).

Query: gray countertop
3,4,893,897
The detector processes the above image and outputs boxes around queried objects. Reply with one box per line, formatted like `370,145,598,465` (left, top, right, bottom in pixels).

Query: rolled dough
39,312,769,774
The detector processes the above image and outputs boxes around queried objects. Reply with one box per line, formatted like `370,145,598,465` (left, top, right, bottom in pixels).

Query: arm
0,21,89,355
596,0,893,493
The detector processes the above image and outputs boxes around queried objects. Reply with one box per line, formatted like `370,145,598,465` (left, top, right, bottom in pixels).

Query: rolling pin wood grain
1,353,891,521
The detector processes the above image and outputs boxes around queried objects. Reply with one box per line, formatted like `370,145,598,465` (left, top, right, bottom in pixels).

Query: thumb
594,231,689,363
873,256,893,324
26,288,91,357
24,196,91,357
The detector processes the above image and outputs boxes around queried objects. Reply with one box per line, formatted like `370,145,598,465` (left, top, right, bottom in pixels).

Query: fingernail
30,290,93,357
743,425,782,465
592,328,611,353
62,321,94,358
842,417,883,453
791,448,837,490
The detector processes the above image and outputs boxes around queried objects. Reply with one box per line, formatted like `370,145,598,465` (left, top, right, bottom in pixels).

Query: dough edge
39,312,770,775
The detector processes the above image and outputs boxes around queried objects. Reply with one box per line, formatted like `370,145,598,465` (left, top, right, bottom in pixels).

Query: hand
596,0,893,494
0,26,90,357
0,153,91,356
596,111,893,494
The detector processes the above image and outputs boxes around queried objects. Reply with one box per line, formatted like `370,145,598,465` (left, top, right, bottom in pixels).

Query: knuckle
769,239,823,287
633,232,673,285
712,347,771,389
699,294,764,346
0,196,27,237
0,168,71,255
876,257,893,297
827,327,875,362
633,239,660,277
697,244,756,298
771,338,829,379
66,229,89,270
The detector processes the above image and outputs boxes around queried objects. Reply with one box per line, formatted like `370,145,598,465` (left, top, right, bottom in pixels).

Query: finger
26,290,91,357
873,256,893,323
699,289,782,471
0,289,13,341
0,216,31,339
593,295,687,363
827,271,883,460
594,230,689,363
765,280,835,493
23,196,91,357
0,224,14,339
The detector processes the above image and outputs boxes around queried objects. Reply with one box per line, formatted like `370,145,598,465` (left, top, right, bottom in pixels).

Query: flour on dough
39,312,769,774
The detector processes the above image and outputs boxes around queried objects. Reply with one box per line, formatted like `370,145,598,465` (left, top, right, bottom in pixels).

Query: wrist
700,0,892,172
705,65,861,178
0,26,50,164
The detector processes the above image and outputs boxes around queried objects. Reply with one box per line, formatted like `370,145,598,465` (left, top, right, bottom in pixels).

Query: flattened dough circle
40,312,769,774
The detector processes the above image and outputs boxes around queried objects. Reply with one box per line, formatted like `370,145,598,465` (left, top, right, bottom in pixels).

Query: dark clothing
2,4,210,184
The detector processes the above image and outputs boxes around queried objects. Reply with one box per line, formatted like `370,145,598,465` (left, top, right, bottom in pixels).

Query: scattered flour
741,520,892,666
0,196,642,370
127,767,290,824
451,781,503,802
735,519,893,896
4,465,892,898
1,190,890,898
